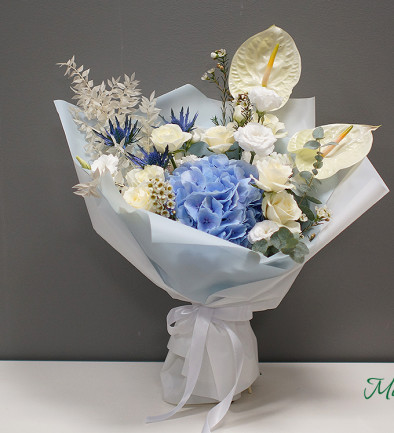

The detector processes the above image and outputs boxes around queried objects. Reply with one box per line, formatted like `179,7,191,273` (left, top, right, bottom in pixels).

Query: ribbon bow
146,304,254,433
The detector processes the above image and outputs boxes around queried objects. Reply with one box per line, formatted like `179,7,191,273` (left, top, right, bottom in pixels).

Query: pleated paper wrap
55,85,388,433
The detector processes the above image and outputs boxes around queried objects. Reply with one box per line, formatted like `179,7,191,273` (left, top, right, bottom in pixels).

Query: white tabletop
0,361,392,432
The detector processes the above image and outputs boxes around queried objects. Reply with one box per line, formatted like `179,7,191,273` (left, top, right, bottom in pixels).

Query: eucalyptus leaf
305,195,322,204
304,140,320,150
312,126,324,139
299,171,313,181
299,204,315,221
252,239,269,255
289,241,309,263
296,184,310,194
285,238,299,249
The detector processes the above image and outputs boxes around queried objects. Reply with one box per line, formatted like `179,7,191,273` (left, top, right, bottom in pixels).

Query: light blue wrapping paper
54,84,389,310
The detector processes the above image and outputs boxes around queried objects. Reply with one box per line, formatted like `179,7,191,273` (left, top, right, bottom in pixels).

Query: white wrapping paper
55,84,389,431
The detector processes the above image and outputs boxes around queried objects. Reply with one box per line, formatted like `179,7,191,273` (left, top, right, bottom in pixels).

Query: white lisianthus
91,154,119,175
254,157,294,192
151,124,192,153
248,86,283,112
263,114,287,138
262,191,302,225
203,124,235,154
248,220,280,244
123,184,153,210
126,165,165,187
234,122,276,156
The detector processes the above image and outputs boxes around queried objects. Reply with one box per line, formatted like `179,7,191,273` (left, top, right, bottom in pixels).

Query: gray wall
1,0,393,361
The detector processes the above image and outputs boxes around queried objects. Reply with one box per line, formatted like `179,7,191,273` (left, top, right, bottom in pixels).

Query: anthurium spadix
287,124,379,179
228,25,301,110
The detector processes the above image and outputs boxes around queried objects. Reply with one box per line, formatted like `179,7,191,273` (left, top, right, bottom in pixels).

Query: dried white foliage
58,56,156,165
135,91,162,150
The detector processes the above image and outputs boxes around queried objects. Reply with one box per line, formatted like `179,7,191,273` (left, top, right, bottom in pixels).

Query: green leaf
252,239,269,255
281,246,295,255
304,140,320,150
314,154,323,162
296,241,309,255
296,183,310,194
322,141,338,147
313,161,323,169
266,245,279,257
299,171,313,181
277,227,293,242
299,204,315,221
285,237,299,249
305,195,322,204
312,126,324,140
289,241,309,263
312,168,318,175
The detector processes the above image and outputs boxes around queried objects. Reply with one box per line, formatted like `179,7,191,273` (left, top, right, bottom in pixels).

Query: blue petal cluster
95,116,140,148
126,145,170,169
161,107,198,132
170,154,263,247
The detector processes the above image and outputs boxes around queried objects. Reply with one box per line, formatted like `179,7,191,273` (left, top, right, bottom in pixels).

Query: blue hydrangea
170,154,263,247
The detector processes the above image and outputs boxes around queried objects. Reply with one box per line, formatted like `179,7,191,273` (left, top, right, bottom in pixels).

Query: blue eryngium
170,154,263,247
126,145,170,169
94,116,140,148
162,107,198,132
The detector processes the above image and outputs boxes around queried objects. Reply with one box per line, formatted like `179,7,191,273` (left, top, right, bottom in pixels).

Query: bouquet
55,25,388,433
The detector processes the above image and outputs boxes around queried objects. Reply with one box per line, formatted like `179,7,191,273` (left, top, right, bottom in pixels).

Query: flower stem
169,155,177,170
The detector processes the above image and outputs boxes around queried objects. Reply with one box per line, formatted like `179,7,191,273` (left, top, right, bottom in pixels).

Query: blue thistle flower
126,145,170,169
161,107,198,132
95,116,140,148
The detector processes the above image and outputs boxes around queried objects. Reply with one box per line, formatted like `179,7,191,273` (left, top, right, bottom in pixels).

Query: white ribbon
146,304,253,432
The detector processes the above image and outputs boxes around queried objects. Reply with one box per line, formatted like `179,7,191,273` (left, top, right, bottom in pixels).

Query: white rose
248,220,280,244
151,124,192,153
262,191,302,224
233,105,244,123
123,185,153,210
254,157,293,192
91,154,119,175
126,165,165,187
268,152,293,167
234,122,276,156
248,86,282,112
203,124,235,154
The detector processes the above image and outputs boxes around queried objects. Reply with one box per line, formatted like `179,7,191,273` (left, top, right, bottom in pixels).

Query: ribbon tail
201,325,244,433
146,307,214,423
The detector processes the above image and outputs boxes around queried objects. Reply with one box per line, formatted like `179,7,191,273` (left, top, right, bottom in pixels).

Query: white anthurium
287,124,379,179
228,25,301,110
